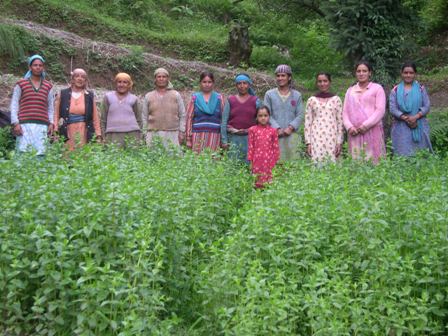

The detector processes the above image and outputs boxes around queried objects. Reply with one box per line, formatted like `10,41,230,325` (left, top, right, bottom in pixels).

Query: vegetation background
0,1,448,334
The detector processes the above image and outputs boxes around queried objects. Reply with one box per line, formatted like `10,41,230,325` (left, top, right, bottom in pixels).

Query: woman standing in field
54,68,102,150
304,72,344,162
343,61,386,163
263,64,303,161
389,62,433,156
221,74,261,161
100,73,142,147
185,71,224,153
248,106,280,188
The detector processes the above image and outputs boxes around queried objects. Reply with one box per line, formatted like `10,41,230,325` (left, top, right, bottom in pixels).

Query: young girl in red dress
247,106,280,188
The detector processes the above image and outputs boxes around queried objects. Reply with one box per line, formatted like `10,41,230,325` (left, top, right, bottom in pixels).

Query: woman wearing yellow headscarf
100,73,142,147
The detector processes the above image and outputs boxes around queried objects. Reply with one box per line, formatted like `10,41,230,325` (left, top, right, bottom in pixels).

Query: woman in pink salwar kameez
343,61,386,163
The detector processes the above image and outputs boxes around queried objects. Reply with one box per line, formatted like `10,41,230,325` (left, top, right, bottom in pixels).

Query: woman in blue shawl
186,71,225,153
389,62,433,156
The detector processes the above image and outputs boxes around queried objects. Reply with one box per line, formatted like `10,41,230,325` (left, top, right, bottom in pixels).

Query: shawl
397,81,422,142
194,91,219,116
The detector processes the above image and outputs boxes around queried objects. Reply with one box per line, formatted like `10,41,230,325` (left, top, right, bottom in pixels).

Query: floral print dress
304,95,344,162
248,124,280,188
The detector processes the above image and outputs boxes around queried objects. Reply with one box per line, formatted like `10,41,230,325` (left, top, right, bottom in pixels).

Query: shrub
0,144,252,335
0,126,15,159
428,108,448,156
196,157,448,335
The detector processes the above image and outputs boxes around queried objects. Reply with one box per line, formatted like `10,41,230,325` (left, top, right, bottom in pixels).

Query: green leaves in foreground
1,145,447,335
0,145,252,335
196,157,448,335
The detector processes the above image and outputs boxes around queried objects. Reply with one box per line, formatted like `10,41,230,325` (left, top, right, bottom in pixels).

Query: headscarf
397,80,423,142
154,67,174,89
71,68,89,90
193,91,219,116
235,74,255,96
115,72,133,89
275,64,292,75
24,54,46,79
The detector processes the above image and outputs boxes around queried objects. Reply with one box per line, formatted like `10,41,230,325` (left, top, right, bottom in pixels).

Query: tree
322,0,411,83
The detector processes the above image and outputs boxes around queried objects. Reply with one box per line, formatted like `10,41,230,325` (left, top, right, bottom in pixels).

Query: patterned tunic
304,96,344,162
247,124,280,188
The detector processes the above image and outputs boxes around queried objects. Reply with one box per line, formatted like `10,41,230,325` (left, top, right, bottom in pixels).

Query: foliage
0,126,15,159
420,0,448,33
1,142,448,334
322,0,411,83
196,157,448,335
0,144,252,335
428,108,448,156
0,24,24,59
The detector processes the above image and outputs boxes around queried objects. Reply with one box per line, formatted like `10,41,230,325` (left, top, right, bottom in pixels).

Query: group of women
12,55,432,187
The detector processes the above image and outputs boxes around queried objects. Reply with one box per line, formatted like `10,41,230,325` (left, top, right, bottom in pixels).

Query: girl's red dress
247,124,280,188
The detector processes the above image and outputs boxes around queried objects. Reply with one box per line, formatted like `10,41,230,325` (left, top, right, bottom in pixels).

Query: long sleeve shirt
389,84,430,119
263,88,303,130
342,82,386,131
142,90,186,133
10,84,55,125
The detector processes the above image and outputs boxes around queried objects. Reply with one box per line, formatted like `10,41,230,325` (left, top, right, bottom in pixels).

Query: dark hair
401,61,417,73
355,60,373,72
316,72,332,82
256,105,271,116
199,71,214,82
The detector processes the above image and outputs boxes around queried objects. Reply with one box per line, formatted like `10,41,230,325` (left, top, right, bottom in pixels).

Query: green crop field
1,143,447,335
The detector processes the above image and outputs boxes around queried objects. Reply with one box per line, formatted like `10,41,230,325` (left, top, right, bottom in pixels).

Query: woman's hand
178,131,186,145
235,129,248,135
335,144,342,157
348,127,358,136
283,125,294,136
306,144,312,157
13,123,23,136
221,143,229,150
227,127,239,134
357,125,368,135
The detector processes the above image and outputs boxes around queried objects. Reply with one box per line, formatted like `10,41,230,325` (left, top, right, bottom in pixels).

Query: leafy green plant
0,126,15,159
428,108,448,155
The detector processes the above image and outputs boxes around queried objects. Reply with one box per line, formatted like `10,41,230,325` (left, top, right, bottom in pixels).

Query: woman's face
72,72,87,89
30,60,44,77
276,73,290,88
356,64,371,84
116,79,131,94
401,66,416,84
316,75,331,93
200,76,214,93
236,81,249,95
155,73,169,88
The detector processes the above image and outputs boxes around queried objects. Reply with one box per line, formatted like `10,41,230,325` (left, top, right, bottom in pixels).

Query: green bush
0,144,252,335
196,158,448,335
291,23,346,77
1,145,448,334
428,108,448,156
0,126,15,159
250,46,290,70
